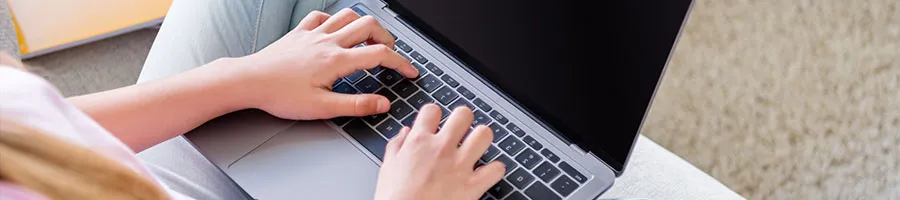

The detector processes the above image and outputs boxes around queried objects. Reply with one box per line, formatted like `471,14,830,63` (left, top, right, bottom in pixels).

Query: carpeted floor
20,0,900,199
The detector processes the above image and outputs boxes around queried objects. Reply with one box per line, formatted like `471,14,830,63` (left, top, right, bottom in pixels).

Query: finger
345,44,418,78
318,91,390,117
458,125,493,164
470,161,506,192
296,11,331,31
384,126,411,161
315,8,361,33
332,15,394,48
438,107,474,145
411,104,442,134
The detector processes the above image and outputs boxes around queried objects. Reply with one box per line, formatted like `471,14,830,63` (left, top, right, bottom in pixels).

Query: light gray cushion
599,135,745,200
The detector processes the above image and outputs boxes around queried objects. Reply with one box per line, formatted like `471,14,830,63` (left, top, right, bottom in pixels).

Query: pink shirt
0,66,190,199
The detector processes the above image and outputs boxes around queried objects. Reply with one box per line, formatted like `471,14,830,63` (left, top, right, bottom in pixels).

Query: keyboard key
432,86,459,105
333,82,358,94
351,6,368,15
550,175,577,197
401,112,417,127
409,51,429,64
363,113,388,126
514,149,542,169
507,168,536,189
481,194,496,200
376,69,402,86
481,145,500,162
389,101,414,119
541,149,561,163
395,40,412,53
507,123,526,137
522,135,543,150
331,117,352,126
355,77,381,93
412,62,427,78
525,183,561,200
495,154,518,174
473,98,493,112
449,98,475,110
391,80,418,98
489,123,509,142
424,63,444,75
504,191,528,200
559,162,588,183
498,136,525,155
367,66,385,75
440,74,459,87
342,120,387,161
471,111,491,127
407,91,435,110
345,70,367,83
416,74,443,92
457,86,475,99
376,118,403,138
376,88,398,102
489,110,508,124
398,50,412,62
440,106,450,120
488,180,514,199
534,161,561,183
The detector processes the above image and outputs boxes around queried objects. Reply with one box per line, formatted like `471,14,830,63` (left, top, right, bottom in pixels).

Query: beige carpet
641,0,899,199
21,0,900,199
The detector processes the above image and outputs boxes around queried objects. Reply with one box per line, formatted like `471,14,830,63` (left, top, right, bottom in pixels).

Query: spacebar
342,119,387,161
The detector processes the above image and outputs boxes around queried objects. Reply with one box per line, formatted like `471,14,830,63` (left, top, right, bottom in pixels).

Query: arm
68,59,250,152
70,9,419,152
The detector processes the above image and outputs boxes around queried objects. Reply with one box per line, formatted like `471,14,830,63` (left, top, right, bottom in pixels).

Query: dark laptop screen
385,0,692,171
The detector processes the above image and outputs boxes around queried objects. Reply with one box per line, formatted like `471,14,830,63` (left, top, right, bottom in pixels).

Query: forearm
69,58,252,152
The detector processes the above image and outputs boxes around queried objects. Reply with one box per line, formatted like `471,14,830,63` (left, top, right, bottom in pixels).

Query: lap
136,0,335,199
138,0,336,82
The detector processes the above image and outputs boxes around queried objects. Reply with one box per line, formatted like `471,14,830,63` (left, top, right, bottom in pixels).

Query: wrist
192,57,260,112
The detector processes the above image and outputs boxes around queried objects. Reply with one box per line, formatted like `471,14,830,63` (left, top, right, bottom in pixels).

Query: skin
64,8,505,199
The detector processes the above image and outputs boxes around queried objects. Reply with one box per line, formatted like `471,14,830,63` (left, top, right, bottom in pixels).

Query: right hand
374,104,506,200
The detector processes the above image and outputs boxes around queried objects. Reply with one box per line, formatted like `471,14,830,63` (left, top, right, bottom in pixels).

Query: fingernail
377,98,390,113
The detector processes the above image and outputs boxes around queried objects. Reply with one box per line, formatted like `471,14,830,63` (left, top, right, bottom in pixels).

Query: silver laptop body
183,0,689,199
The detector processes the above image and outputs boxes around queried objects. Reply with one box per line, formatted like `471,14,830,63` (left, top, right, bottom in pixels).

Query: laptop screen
385,0,692,172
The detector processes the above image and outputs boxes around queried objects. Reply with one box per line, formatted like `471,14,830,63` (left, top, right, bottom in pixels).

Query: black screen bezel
381,0,693,173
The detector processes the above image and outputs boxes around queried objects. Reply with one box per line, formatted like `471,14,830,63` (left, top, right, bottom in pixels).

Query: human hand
227,9,418,120
375,104,506,200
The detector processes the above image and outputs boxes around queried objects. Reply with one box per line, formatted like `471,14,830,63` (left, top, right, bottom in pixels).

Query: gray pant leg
136,0,336,199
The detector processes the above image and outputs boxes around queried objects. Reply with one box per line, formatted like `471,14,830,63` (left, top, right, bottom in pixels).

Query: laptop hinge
381,6,398,17
569,144,587,155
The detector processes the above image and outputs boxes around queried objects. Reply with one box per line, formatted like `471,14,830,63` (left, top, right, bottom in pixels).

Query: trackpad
227,121,379,200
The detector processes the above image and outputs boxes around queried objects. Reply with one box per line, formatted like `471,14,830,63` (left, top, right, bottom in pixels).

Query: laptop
184,0,694,199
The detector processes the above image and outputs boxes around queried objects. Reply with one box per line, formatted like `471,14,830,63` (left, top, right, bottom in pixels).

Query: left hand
223,9,418,120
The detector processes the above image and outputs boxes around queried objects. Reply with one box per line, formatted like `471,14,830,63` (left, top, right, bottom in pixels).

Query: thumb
469,161,506,193
319,90,391,117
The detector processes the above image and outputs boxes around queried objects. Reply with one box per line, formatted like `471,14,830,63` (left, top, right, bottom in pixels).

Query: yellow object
8,0,173,58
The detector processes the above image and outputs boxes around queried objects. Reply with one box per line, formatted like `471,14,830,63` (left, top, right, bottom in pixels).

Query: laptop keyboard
330,8,586,199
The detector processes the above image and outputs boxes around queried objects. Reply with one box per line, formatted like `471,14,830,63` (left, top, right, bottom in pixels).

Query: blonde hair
0,54,168,200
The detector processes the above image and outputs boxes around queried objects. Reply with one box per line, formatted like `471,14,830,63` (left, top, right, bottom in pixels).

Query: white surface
600,135,744,200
